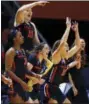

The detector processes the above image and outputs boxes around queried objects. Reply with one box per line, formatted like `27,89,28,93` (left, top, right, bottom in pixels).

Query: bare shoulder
14,8,25,26
15,8,23,16
6,47,15,56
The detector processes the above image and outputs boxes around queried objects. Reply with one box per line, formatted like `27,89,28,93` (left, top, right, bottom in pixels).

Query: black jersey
12,49,30,101
15,22,35,51
13,49,27,82
28,53,47,74
49,59,69,86
28,53,47,100
69,58,89,103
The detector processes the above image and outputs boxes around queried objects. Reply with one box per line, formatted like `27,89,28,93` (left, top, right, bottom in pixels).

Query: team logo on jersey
24,25,34,38
28,30,34,38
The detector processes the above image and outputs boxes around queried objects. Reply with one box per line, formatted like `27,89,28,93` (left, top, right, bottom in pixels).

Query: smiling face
80,39,86,51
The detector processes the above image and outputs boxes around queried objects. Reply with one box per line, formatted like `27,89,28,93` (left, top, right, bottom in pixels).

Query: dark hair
71,38,86,68
52,40,61,53
34,42,46,53
81,50,86,67
26,42,48,56
79,39,86,67
5,29,18,53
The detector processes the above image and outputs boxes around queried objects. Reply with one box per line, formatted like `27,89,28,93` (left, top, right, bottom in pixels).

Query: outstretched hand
71,21,78,32
37,1,49,6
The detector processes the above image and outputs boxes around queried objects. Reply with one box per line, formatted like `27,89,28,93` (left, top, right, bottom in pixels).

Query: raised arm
14,1,49,26
52,17,71,64
68,22,80,59
61,17,71,43
18,1,49,12
56,17,71,51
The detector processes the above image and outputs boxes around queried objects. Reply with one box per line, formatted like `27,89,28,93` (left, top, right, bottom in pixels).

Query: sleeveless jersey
15,22,35,51
28,53,47,74
49,59,69,86
12,49,27,82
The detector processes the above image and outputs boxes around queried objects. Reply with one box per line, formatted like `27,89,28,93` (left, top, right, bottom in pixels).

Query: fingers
42,1,50,4
39,1,49,4
72,20,78,27
66,17,78,28
71,20,79,32
66,17,71,24
66,17,71,28
38,1,50,6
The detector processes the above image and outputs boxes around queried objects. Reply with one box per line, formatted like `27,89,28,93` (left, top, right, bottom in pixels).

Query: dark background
1,1,89,54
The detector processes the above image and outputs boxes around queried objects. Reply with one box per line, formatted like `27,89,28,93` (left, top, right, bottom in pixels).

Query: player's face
80,39,86,50
14,31,24,45
24,9,32,22
42,44,50,58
